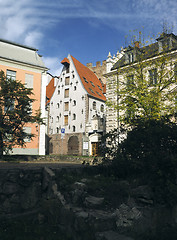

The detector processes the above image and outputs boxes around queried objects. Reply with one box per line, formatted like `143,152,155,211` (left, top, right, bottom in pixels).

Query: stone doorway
68,136,79,155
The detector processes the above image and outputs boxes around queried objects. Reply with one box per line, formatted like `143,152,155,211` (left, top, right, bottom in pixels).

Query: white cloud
0,0,177,73
24,31,43,48
43,56,63,77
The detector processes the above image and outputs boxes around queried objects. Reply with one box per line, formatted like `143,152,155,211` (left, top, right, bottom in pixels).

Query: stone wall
0,166,177,240
87,61,107,84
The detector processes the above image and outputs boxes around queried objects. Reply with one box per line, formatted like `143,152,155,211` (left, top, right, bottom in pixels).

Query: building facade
105,33,177,133
48,54,106,156
0,39,48,155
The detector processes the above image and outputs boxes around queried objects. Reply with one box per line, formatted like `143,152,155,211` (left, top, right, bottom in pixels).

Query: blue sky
0,0,177,75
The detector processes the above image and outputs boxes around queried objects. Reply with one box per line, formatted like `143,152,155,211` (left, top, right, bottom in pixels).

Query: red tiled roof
70,56,106,101
46,77,56,104
61,58,70,64
103,83,106,94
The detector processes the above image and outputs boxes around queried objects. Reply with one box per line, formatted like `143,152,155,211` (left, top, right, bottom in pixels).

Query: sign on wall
83,142,88,150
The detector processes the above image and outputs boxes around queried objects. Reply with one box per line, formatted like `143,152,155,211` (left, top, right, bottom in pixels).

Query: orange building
0,39,48,155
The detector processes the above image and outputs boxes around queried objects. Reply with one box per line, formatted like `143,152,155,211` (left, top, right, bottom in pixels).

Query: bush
103,118,177,205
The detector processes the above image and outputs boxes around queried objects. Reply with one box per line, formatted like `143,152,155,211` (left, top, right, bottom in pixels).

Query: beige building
105,33,177,133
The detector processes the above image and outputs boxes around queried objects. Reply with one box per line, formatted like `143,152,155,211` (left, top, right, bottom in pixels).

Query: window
66,65,70,74
73,100,76,106
149,69,157,85
100,104,104,112
6,70,16,81
96,91,101,97
65,76,70,85
127,75,134,89
56,127,59,133
73,126,76,132
93,101,96,110
23,127,31,142
90,81,95,87
64,102,69,111
98,85,102,91
83,77,88,83
4,98,14,112
58,90,60,95
74,86,77,91
56,116,59,122
89,88,95,94
64,89,69,98
80,124,82,129
27,102,32,115
73,113,76,120
25,74,33,88
129,53,134,63
174,63,177,80
57,103,60,108
81,109,84,114
64,115,68,125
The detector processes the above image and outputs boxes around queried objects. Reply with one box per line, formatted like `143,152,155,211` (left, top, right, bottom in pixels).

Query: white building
48,54,106,156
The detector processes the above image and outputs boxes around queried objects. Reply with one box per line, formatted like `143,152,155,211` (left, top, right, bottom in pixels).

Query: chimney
134,41,139,48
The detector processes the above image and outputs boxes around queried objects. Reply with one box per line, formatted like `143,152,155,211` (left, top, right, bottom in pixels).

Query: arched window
56,127,59,133
93,101,96,110
73,100,76,106
100,104,104,112
73,126,76,132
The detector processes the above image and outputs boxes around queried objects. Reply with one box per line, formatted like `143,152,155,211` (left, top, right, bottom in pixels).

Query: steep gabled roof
70,56,106,101
46,77,56,104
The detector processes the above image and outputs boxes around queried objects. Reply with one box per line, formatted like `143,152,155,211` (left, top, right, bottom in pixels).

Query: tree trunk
0,133,3,156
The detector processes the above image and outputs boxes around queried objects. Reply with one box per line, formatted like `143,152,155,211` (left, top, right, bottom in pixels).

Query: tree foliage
102,117,177,205
0,71,43,155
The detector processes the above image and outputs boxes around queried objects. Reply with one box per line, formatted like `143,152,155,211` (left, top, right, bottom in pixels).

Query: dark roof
112,33,177,70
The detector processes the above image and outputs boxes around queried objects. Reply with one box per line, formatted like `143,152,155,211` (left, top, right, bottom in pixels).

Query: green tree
107,32,177,126
0,71,43,156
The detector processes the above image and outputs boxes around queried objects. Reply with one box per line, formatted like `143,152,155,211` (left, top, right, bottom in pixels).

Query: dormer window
83,77,88,83
90,81,95,87
129,53,134,63
89,88,95,94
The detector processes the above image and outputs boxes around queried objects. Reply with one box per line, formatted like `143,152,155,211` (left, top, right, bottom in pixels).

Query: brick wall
49,133,84,155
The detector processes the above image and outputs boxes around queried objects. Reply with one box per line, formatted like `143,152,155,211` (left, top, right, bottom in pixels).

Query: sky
0,0,177,76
